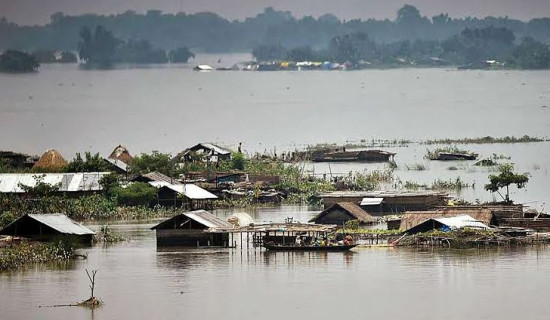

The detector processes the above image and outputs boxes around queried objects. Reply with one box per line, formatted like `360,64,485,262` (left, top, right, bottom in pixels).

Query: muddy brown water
1,57,550,319
2,206,550,320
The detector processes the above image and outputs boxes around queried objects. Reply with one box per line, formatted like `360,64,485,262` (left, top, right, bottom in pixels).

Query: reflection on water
2,214,550,320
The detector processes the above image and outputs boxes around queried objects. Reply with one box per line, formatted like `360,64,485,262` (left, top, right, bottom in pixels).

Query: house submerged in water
151,210,233,247
309,202,375,225
0,214,95,243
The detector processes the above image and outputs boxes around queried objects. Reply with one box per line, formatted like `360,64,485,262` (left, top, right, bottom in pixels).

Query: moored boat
263,244,357,251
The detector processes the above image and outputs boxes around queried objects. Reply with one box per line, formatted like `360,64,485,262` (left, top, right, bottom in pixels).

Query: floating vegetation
425,146,477,160
405,163,426,171
403,181,427,190
343,169,394,191
424,135,546,145
0,239,75,271
93,225,128,243
491,153,511,160
475,159,498,166
401,177,473,191
430,177,473,190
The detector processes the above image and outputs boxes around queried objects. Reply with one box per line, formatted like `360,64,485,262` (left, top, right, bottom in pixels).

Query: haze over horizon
2,0,550,25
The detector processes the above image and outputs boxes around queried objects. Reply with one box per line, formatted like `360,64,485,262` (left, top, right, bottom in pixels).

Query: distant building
397,208,495,232
402,214,490,235
0,151,38,169
318,191,448,215
104,145,133,174
309,202,375,225
132,171,180,185
150,181,218,209
174,143,233,164
33,149,68,171
151,210,232,246
108,145,133,165
0,213,95,243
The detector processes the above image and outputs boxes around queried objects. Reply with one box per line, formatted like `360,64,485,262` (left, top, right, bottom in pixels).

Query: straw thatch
32,149,68,170
108,145,133,165
400,208,494,231
310,202,375,224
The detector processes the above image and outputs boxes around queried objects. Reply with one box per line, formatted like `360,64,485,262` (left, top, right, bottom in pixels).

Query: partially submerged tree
0,50,40,73
484,164,529,203
78,25,120,67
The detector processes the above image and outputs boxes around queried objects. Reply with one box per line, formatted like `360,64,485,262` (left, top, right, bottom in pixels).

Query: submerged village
1,137,549,272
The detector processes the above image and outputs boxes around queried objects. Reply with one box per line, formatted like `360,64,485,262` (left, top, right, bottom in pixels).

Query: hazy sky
2,0,550,25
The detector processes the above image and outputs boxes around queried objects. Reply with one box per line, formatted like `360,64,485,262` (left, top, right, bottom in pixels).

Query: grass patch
424,135,546,145
0,239,75,271
425,146,476,160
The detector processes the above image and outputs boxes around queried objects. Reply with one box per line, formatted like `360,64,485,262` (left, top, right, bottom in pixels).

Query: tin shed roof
151,210,232,230
0,172,110,193
0,214,95,235
149,182,218,200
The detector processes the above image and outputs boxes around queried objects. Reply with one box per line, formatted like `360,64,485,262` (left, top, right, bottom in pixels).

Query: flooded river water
2,206,550,320
1,58,550,319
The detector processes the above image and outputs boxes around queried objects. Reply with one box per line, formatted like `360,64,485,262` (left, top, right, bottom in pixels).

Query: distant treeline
252,26,550,69
1,5,550,53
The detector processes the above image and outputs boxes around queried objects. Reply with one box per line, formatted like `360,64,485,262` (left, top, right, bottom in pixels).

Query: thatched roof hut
310,202,375,225
32,149,68,171
399,208,495,231
108,145,133,165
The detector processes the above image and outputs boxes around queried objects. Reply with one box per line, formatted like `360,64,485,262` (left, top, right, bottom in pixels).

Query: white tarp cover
148,182,218,200
434,215,489,230
360,197,384,206
227,212,255,226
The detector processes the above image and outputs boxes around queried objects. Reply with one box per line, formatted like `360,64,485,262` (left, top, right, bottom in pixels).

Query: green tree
512,37,550,69
0,50,40,73
17,174,61,197
109,182,157,206
31,50,56,63
168,47,195,63
328,33,376,64
65,152,110,172
113,39,168,63
231,152,245,170
252,44,288,61
60,51,77,63
484,164,529,203
78,25,120,67
130,151,176,177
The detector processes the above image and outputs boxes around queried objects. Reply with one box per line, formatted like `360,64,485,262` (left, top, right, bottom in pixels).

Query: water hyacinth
0,240,75,271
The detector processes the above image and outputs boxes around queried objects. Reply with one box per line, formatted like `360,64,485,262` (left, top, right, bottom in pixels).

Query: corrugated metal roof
198,143,231,155
0,173,110,193
151,210,232,230
319,190,448,198
28,214,95,235
360,197,384,205
434,215,490,230
185,210,233,228
105,158,128,172
140,172,181,184
149,182,218,200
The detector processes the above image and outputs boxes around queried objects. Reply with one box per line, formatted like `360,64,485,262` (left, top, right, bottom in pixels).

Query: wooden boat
263,244,357,251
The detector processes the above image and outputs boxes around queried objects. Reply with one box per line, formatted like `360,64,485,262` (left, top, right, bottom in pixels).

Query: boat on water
263,244,358,251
